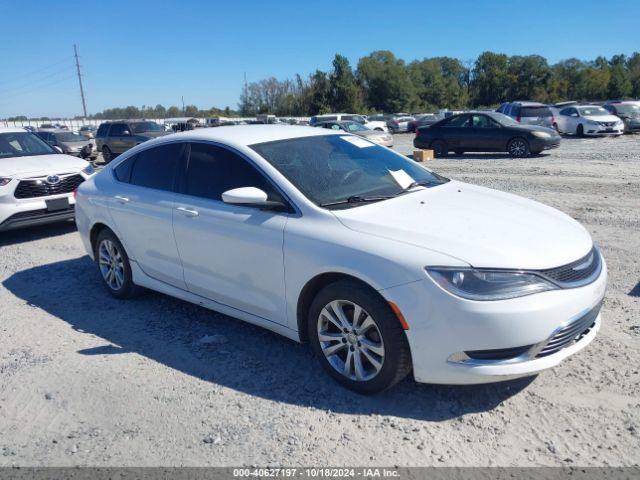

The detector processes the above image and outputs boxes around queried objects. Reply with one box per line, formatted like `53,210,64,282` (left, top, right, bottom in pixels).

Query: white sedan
0,128,95,231
555,105,624,136
75,126,606,393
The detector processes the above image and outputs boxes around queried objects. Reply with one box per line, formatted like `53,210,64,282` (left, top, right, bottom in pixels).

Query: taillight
516,116,521,122
73,188,78,199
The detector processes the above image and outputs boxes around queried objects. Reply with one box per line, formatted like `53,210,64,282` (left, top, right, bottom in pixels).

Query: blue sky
1,0,638,118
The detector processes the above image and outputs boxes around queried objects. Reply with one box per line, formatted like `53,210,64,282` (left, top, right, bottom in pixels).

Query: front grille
14,174,84,199
538,247,601,287
535,302,601,358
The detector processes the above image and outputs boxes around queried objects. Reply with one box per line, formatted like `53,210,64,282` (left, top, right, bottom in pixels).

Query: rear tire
431,140,448,158
507,137,530,158
102,146,113,163
308,280,412,394
94,229,142,299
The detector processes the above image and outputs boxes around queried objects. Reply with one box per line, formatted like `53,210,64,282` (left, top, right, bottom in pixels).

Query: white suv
0,128,95,231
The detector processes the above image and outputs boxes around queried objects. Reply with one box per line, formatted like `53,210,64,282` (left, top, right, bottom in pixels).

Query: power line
0,74,77,101
0,64,75,94
0,57,74,86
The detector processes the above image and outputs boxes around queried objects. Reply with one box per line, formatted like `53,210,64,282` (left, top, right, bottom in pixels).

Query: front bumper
0,203,75,231
381,258,607,384
584,125,624,136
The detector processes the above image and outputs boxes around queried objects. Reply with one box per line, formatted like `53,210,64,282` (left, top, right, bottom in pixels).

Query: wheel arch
89,222,114,255
296,272,384,343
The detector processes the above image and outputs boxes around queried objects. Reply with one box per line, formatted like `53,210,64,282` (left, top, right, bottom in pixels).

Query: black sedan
414,111,561,157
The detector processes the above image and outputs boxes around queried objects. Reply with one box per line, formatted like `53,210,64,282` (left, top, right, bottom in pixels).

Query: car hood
0,153,87,177
582,114,621,123
332,181,592,270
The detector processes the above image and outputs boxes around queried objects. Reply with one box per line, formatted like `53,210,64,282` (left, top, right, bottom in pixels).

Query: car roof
159,125,342,147
0,127,31,133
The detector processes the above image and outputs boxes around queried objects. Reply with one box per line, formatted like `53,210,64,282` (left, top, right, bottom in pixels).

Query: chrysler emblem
46,175,61,184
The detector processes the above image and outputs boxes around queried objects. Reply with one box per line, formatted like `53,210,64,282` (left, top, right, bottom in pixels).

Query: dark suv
95,120,169,163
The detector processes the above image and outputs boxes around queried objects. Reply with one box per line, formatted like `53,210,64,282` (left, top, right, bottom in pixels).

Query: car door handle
114,195,129,204
176,207,199,217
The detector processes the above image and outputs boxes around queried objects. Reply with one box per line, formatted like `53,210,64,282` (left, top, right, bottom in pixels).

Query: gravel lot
0,133,638,467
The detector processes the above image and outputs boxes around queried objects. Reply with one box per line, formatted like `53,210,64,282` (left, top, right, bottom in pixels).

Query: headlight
531,131,551,139
426,267,556,301
82,164,95,175
0,177,11,186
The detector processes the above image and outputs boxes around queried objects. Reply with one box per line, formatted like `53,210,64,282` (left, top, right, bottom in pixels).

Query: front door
172,142,290,323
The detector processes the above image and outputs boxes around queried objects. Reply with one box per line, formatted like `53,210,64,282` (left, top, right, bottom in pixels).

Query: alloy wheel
509,139,527,157
98,239,125,291
317,300,385,382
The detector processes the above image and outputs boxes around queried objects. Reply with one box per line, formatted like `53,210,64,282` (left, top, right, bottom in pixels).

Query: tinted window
443,115,470,127
36,132,51,141
521,106,552,117
96,124,109,137
129,143,185,191
184,143,279,202
114,155,135,182
108,123,128,136
509,105,521,117
559,108,573,116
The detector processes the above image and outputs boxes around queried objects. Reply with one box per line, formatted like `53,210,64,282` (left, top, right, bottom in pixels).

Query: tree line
239,50,640,116
6,50,639,121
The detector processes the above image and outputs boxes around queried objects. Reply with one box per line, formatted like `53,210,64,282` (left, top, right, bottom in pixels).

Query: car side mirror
53,146,63,154
221,187,287,211
122,130,131,136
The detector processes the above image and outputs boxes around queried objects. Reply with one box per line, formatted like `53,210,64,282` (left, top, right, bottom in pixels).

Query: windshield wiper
319,195,393,208
395,179,440,195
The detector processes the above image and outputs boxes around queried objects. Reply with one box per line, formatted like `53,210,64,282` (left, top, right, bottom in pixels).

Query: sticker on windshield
340,135,375,148
388,169,415,189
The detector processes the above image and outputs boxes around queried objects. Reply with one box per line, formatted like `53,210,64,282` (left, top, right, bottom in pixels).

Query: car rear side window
184,143,279,202
128,143,185,191
114,155,135,183
521,106,552,117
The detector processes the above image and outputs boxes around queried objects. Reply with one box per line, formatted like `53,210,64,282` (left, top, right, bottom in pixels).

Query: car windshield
80,126,94,131
579,107,609,116
489,112,519,126
610,104,639,114
251,134,448,208
0,132,56,158
130,122,163,133
55,132,86,142
342,122,369,132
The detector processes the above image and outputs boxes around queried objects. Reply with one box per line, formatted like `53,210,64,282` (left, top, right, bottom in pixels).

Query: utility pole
74,44,88,118
181,96,185,115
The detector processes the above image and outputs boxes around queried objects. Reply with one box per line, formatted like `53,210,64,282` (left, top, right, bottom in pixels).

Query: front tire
507,137,530,157
576,124,584,137
308,280,412,394
95,229,141,299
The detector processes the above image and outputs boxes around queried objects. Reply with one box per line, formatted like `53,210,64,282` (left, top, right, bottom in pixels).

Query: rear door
107,142,188,289
439,114,471,150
